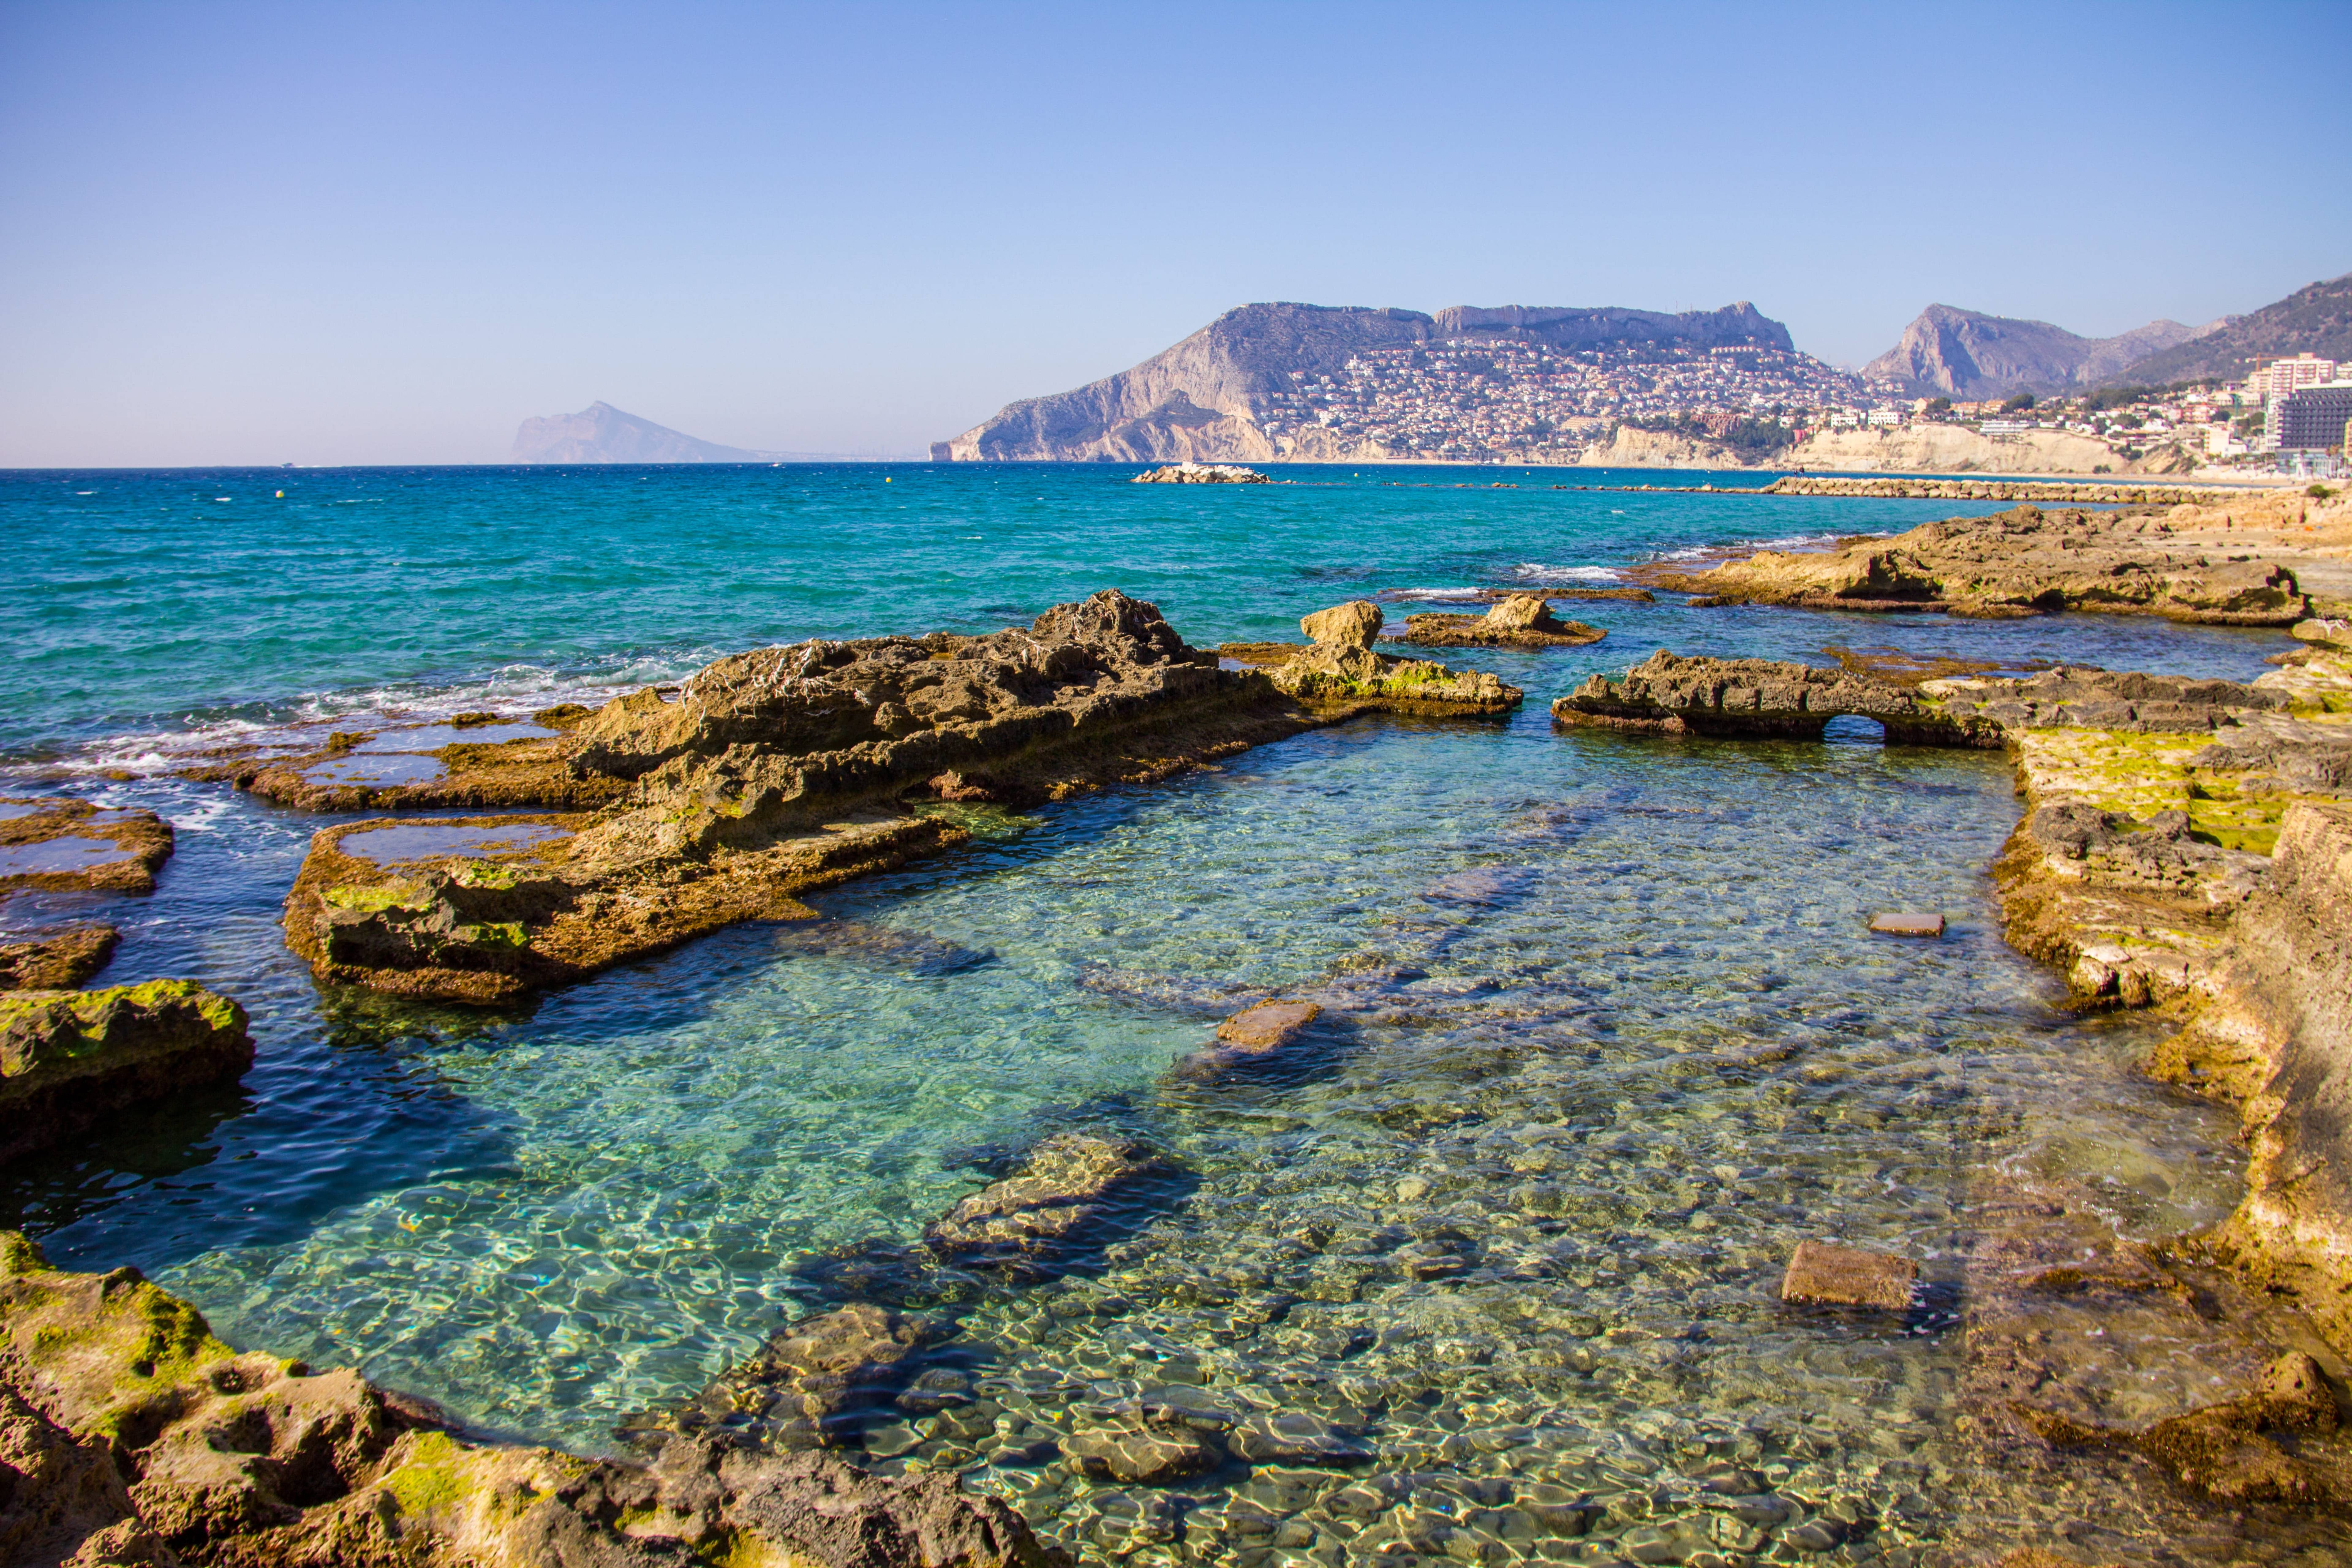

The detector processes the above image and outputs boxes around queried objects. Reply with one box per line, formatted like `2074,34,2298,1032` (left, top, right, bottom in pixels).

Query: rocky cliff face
1864,305,2214,399
935,300,1792,463
512,401,771,463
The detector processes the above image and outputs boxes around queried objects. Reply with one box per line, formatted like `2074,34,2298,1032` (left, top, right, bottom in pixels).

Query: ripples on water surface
2,464,2336,1564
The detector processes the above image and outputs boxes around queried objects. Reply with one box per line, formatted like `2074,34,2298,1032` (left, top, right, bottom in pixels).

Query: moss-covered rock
0,1234,1069,1567
0,980,253,1164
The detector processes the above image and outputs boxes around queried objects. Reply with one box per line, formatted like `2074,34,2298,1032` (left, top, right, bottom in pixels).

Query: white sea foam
1387,587,1492,602
1512,563,1622,584
26,646,734,782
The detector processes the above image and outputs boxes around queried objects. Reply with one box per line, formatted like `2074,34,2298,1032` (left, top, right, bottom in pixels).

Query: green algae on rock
0,798,174,895
0,980,252,1164
0,1232,1067,1567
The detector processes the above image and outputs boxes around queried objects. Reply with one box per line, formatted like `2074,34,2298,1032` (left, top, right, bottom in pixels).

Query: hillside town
1250,338,2350,476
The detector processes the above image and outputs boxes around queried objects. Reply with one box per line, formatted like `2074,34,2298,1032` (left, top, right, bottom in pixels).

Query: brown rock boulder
0,927,117,992
1780,1240,1917,1309
0,1234,1066,1566
1299,600,1383,648
0,981,253,1165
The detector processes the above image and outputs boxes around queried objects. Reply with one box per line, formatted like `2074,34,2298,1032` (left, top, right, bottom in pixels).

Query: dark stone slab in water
924,1133,1168,1279
1781,1239,1917,1310
1418,866,1536,907
1061,1419,1224,1484
670,1302,945,1450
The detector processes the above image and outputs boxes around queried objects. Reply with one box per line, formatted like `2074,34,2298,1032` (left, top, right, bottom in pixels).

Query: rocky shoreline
1643,489,2351,623
269,592,1520,1003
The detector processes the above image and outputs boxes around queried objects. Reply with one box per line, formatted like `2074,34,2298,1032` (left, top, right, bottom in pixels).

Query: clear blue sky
4,0,2347,466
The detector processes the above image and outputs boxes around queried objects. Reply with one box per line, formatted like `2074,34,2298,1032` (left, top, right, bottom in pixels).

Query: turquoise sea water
1,464,2333,1565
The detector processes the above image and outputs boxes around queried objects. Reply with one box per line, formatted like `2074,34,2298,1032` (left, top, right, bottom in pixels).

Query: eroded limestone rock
1299,600,1383,649
1271,643,1521,716
1396,594,1606,650
0,1234,1065,1568
670,1302,945,1451
1649,504,2311,624
0,800,173,896
1551,651,1992,744
0,926,117,992
0,981,252,1164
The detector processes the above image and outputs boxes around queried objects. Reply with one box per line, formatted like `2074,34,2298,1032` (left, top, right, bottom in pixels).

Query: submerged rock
1061,1419,1224,1484
0,1234,1065,1566
2019,1351,2348,1506
1647,503,2311,625
0,980,252,1164
0,925,117,991
0,798,174,895
1215,1000,1321,1053
673,1302,946,1451
1779,1240,1917,1310
925,1132,1168,1277
1397,593,1607,650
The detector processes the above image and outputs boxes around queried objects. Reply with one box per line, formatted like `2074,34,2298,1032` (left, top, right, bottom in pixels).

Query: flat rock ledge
0,799,174,895
185,703,624,813
0,981,252,1164
1551,650,2000,745
1396,593,1606,650
0,926,118,991
279,592,1359,1002
1646,503,2312,624
0,1233,1067,1568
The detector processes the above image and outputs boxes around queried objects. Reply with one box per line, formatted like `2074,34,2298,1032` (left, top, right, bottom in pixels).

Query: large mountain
512,401,772,463
2109,271,2352,386
934,300,1793,462
1864,306,2216,399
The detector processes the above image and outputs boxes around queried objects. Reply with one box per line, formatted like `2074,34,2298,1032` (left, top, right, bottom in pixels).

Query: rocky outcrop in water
0,1233,1065,1567
1649,504,2313,625
0,799,174,895
0,982,252,1164
187,705,623,813
1132,463,1267,484
1397,594,1605,650
1551,650,1994,744
1270,645,1521,715
0,926,117,991
281,593,1328,1001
